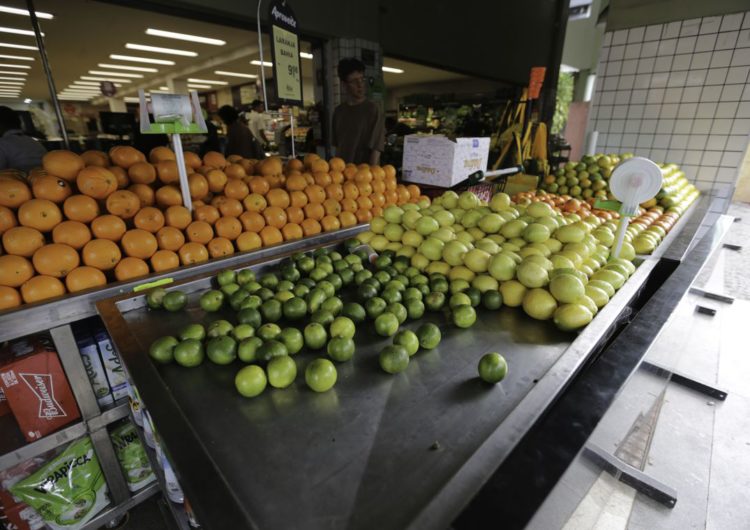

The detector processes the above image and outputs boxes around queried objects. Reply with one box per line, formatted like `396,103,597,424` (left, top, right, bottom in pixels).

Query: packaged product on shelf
2,502,45,530
110,421,155,492
142,409,155,449
127,384,143,427
161,454,184,505
9,437,109,530
74,334,113,408
0,450,58,511
93,329,128,401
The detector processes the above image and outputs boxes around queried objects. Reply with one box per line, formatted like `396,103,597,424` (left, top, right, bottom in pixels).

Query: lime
279,327,304,354
239,295,262,310
375,255,392,269
327,337,355,362
235,365,267,398
317,280,335,298
174,339,204,368
304,323,328,349
307,288,327,313
146,287,167,309
260,299,282,322
275,290,294,303
259,273,279,290
343,238,360,252
375,313,400,337
229,290,250,311
379,345,410,374
478,352,508,383
365,297,387,319
220,283,240,297
330,316,355,339
256,287,275,301
267,356,297,389
465,287,482,307
207,319,234,338
245,280,262,293
482,290,503,310
393,329,419,356
450,292,472,309
162,291,187,312
206,336,237,365
297,256,315,273
237,308,262,328
237,269,255,285
386,303,408,324
299,277,316,289
178,323,205,341
256,339,288,362
374,270,391,285
403,287,423,302
311,309,335,326
452,304,477,328
357,283,379,301
333,259,348,272
321,296,343,316
149,336,178,364
257,323,282,341
217,269,237,286
354,269,373,285
238,337,263,363
405,299,425,320
280,265,300,282
310,267,328,282
381,287,402,304
342,302,366,323
326,273,343,291
283,297,307,320
431,278,449,294
416,323,441,349
200,290,225,312
232,323,255,341
305,358,338,392
425,292,446,311
339,268,354,286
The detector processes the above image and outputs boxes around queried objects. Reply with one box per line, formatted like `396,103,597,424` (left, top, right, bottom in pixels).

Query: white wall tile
613,29,628,45
697,166,718,179
717,31,740,50
628,27,645,43
645,103,662,116
631,89,648,104
701,16,722,34
654,56,674,72
686,69,708,86
743,11,750,29
610,119,625,133
702,151,722,165
615,90,631,105
738,101,750,117
621,59,638,75
658,39,677,56
668,70,688,87
732,48,750,66
641,119,658,133
634,74,651,89
716,167,738,183
603,32,612,46
684,151,703,165
613,106,628,118
664,21,682,39
738,29,750,48
664,87,683,102
666,149,686,162
688,134,709,149
691,52,712,70
716,101,739,117
672,54,693,70
650,148,668,161
637,57,656,73
682,86,703,102
600,91,616,105
721,151,743,166
731,118,750,134
661,103,679,118
598,133,608,144
711,49,734,68
677,36,697,54
696,100,719,116
670,135,689,148
618,74,636,90
677,104,698,119
609,45,625,61
711,118,733,134
706,135,729,150
702,85,722,102
727,65,750,83
707,67,730,85
609,133,623,144
630,105,646,119
693,119,713,134
721,13,744,32
645,24,663,41
651,72,669,87
656,120,675,134
636,134,654,148
622,133,638,146
721,84,744,101
743,85,750,100
681,19,701,36
726,135,748,151
604,76,619,90
641,41,659,57
606,61,622,76
625,43,642,60
597,119,611,132
625,120,641,133
695,34,718,52
598,105,613,119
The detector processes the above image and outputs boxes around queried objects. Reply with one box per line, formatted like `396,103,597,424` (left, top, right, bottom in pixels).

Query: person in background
246,100,269,158
333,58,385,165
0,106,47,173
199,111,221,157
218,105,255,159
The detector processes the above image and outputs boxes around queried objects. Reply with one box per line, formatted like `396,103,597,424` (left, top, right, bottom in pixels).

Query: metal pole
289,108,296,158
26,0,69,149
256,0,268,112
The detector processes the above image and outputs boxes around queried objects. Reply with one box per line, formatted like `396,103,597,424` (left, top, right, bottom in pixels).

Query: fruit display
0,147,426,310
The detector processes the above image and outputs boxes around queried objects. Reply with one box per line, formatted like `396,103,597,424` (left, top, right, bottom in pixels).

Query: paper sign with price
268,0,302,105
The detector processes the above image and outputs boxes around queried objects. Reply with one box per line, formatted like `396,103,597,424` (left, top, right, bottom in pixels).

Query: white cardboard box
401,135,491,188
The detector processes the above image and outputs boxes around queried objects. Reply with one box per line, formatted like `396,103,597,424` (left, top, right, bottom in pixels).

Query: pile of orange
0,147,427,310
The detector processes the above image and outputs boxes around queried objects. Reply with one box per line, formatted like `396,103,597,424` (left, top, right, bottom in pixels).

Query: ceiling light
0,89,20,93
74,81,122,88
89,70,143,78
126,43,197,57
23,97,31,103
0,7,53,19
0,63,29,69
97,63,157,73
159,86,168,90
0,70,26,75
0,53,34,61
251,60,272,67
145,28,225,46
0,80,24,85
65,87,100,91
0,26,41,37
300,52,313,59
187,84,211,89
0,76,25,81
123,97,141,103
81,76,132,83
0,42,36,50
58,96,92,100
382,66,404,74
214,70,257,79
187,78,227,85
110,54,175,65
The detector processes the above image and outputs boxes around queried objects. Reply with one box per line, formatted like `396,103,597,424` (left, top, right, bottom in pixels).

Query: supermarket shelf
0,225,367,343
0,420,86,472
80,481,161,530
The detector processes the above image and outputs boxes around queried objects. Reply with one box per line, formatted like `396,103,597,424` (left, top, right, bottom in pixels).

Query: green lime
245,280,262,293
386,303,407,324
416,284,430,297
239,295,262,310
229,289,250,311
354,269,373,285
375,312,400,337
275,290,294,303
381,287,402,305
207,319,234,338
326,273,343,291
330,316,355,339
311,309,335,326
277,280,295,293
238,337,263,363
403,287,423,302
300,278,317,289
478,352,508,383
375,255,392,269
304,323,328,350
404,266,420,278
293,283,310,298
280,265,300,283
162,291,187,312
309,267,328,282
235,365,267,397
267,356,297,388
237,269,255,285
306,288,327,313
149,336,177,364
425,292,446,311
341,302,366,323
393,329,419,356
232,323,255,341
279,327,304,354
344,253,362,265
416,323,441,350
450,279,470,294
216,269,237,286
206,336,237,365
430,278,449,294
256,287,274,301
343,238,359,252
327,337,355,362
297,256,315,273
450,292,472,309
385,279,406,292
260,299,282,322
482,290,503,310
339,268,354,286
321,296,343,316
259,273,279,290
374,270,391,285
305,358,337,392
146,287,167,309
200,289,225,312
379,345,410,374
364,278,381,293
237,308,262,328
333,259,348,272
405,299,425,320
357,283,379,301
178,323,205,341
365,297,387,319
220,283,240,297
256,339,288,362
174,339,204,367
257,323,282,341
465,287,482,307
283,297,307,320
452,304,477,328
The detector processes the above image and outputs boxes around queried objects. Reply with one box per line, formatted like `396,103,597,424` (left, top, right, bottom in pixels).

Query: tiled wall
588,11,750,191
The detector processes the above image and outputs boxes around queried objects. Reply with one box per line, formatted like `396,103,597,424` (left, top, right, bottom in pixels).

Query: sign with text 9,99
268,0,302,105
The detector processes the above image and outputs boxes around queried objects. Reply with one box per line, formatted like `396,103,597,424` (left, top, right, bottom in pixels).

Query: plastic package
111,421,155,492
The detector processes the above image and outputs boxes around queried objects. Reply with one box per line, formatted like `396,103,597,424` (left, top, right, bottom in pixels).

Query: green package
10,437,109,530
111,421,155,492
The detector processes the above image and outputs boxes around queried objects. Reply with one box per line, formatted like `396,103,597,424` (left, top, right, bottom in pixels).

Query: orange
65,266,107,293
196,165,213,176
281,223,303,241
321,215,341,232
304,202,325,221
313,172,332,187
114,257,150,282
356,196,373,211
105,190,140,219
419,195,431,204
304,185,326,204
81,150,109,168
355,209,373,223
206,169,228,193
329,157,345,172
193,205,220,225
0,254,34,287
128,184,155,207
32,243,79,277
286,158,304,173
3,226,44,257
76,166,117,199
407,184,421,201
371,206,383,217
149,146,175,164
0,285,21,309
384,164,396,180
155,185,183,207
339,211,357,228
385,190,398,205
330,170,344,185
43,150,84,181
225,163,246,180
303,153,320,169
186,221,214,244
203,151,227,169
121,229,158,259
52,221,91,250
215,197,243,218
371,192,386,208
303,173,314,186
82,239,121,270
165,206,191,229
311,159,329,174
248,176,270,195
372,166,385,180
343,181,359,200
385,177,397,192
259,226,283,246
127,162,157,184
207,237,235,258
109,166,129,189
289,190,308,208
110,146,145,169
343,165,357,180
323,198,342,216
91,215,127,241
285,206,304,225
20,275,65,303
188,173,209,200
183,151,202,170
150,250,180,272
266,188,290,209
324,184,344,202
156,161,180,184
155,226,185,251
285,174,307,192
300,218,321,237
340,198,357,213
243,193,267,213
236,231,262,252
239,211,265,233
178,242,209,265
32,176,72,203
18,199,62,232
372,179,386,195
133,207,165,233
355,168,373,184
263,206,287,229
0,205,16,235
240,159,256,175
396,186,410,205
214,216,242,240
224,179,249,200
357,181,373,197
259,157,282,176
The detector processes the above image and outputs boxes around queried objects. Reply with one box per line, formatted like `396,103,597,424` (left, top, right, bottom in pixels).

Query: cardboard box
0,351,81,442
402,134,491,188
75,335,113,408
94,329,128,401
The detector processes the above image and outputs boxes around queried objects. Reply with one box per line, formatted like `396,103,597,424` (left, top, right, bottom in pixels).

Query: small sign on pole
267,0,302,106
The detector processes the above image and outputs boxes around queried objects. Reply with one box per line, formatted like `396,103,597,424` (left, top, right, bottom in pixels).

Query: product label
77,337,113,407
111,422,155,492
19,373,66,419
95,331,128,400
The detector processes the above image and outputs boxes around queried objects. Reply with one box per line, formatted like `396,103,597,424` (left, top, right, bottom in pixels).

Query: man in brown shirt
333,58,385,165
218,105,257,159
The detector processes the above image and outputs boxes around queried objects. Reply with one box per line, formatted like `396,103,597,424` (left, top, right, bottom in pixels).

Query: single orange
32,176,72,203
178,242,209,265
343,181,359,200
77,166,118,199
300,218,321,237
155,226,185,251
313,172,332,187
285,174,307,192
203,151,227,169
356,196,373,211
82,239,121,271
396,185,411,205
304,202,325,221
248,176,270,195
323,198,342,216
207,237,235,258
225,163,246,179
81,150,109,168
91,215,126,241
43,150,84,181
2,226,44,257
206,169,228,193
110,146,145,169
0,285,21,309
372,166,386,180
214,216,242,240
371,192,386,208
324,184,344,202
266,188,290,209
194,205,220,225
52,221,91,250
114,257,150,282
343,165,357,180
128,184,155,207
357,181,373,197
188,173,209,200
239,211,265,233
236,231,262,252
0,205,16,235
106,190,140,219
289,190,308,208
262,206,287,229
329,170,344,185
109,166,129,189
20,275,66,303
65,266,107,293
303,153,320,169
354,168,373,184
133,207,165,233
243,193,267,213
0,254,34,287
259,226,283,246
224,179,249,200
127,162,157,185
321,215,341,232
183,151,202,170
355,209,373,223
281,223,303,241
385,190,398,205
340,198,357,213
215,197,243,217
18,199,62,232
155,185,183,207
371,206,383,218
155,161,180,184
151,250,180,272
311,159,329,174
165,205,191,229
285,206,304,225
149,146,176,164
121,229,158,259
384,164,397,180
304,184,326,204
372,179,386,195
186,221,214,244
329,157,345,172
407,184,421,201
385,177,397,191
339,211,358,228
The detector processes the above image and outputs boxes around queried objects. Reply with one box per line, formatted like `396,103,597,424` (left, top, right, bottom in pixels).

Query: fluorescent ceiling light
73,81,104,86
187,84,211,89
0,89,20,93
0,70,26,75
0,53,34,61
89,70,143,78
187,78,227,85
0,76,25,81
97,63,157,73
65,86,100,91
159,86,168,90
0,42,36,50
560,63,579,73
300,52,313,59
145,28,225,46
382,66,404,73
0,63,30,69
126,43,197,57
214,70,257,79
110,54,175,65
0,7,53,19
0,26,41,37
23,98,31,103
123,97,140,103
251,60,272,67
81,76,132,83
0,80,24,85
74,81,122,88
